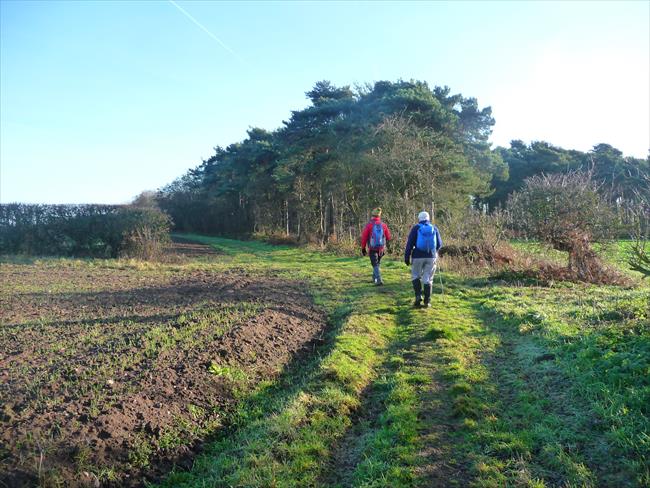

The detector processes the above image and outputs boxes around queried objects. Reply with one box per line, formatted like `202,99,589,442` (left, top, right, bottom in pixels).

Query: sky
1,0,648,204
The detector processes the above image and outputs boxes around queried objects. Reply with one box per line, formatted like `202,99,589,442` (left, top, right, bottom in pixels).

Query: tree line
484,141,648,213
156,80,648,248
157,80,505,247
0,204,170,258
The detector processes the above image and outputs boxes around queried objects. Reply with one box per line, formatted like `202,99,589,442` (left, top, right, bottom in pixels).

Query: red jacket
361,217,391,251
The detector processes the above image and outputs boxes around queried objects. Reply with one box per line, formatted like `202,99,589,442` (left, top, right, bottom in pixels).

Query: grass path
156,235,649,488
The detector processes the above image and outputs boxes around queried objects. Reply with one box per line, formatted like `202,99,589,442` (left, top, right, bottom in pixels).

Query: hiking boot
423,284,431,308
412,279,422,307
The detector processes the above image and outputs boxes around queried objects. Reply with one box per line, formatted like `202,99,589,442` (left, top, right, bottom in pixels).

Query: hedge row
0,204,171,258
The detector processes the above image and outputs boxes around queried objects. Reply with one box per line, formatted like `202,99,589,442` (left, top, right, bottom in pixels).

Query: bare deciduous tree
507,170,616,282
628,174,650,277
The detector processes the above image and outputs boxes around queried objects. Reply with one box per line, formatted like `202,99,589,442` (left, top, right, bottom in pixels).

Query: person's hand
405,257,410,266
361,248,367,256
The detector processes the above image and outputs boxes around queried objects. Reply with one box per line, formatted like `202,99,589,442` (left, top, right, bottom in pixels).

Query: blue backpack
416,223,436,253
369,222,386,249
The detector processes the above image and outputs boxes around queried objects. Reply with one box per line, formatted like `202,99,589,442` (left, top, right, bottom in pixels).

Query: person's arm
435,226,443,251
360,223,370,252
404,226,417,264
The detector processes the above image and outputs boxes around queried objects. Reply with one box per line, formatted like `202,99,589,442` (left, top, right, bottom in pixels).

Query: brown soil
169,239,224,258
0,243,326,487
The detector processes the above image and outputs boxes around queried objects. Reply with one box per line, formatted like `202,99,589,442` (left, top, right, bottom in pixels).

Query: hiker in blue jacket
404,211,442,308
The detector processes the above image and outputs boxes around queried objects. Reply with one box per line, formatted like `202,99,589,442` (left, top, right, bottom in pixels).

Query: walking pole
437,258,444,295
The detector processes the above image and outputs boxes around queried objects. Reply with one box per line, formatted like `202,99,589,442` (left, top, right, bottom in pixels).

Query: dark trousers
369,250,383,282
369,250,383,267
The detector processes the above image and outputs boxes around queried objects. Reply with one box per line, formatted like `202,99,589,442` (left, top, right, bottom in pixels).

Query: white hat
418,211,430,222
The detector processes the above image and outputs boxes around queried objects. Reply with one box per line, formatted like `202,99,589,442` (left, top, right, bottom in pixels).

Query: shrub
439,208,516,267
506,171,621,283
120,225,170,261
627,174,650,277
0,204,171,258
628,239,650,278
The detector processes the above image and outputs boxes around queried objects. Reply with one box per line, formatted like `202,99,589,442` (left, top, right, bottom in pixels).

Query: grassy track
153,235,649,488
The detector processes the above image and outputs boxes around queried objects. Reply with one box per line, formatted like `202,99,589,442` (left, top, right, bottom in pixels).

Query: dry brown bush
120,225,170,261
506,170,625,285
438,207,521,269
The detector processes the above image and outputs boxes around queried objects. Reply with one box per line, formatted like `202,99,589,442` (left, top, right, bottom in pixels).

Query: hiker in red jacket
360,207,392,285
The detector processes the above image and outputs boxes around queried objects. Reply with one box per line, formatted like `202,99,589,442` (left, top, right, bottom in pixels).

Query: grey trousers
411,257,437,285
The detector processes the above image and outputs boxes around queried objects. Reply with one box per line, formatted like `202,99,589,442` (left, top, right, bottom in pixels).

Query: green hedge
0,204,171,258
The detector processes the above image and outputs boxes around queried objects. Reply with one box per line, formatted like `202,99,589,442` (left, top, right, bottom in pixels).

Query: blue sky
1,0,648,204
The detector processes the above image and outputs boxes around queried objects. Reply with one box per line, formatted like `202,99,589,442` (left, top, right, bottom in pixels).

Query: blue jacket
404,221,443,261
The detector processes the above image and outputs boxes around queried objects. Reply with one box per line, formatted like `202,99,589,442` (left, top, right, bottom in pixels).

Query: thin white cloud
168,0,246,65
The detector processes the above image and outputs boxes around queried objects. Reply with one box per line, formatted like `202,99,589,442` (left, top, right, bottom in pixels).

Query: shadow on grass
459,293,644,487
155,282,380,487
317,297,410,486
1,265,334,488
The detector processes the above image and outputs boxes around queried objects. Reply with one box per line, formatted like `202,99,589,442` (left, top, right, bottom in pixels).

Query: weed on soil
0,242,326,487
2,236,648,488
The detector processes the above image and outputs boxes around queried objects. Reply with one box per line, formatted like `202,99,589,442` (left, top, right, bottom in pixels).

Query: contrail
168,0,245,64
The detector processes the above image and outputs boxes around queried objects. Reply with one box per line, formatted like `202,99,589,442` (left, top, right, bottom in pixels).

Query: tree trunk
329,193,336,241
566,233,605,282
319,188,325,245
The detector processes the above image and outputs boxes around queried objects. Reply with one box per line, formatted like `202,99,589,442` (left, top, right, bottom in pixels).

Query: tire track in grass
161,238,648,487
400,299,471,487
317,283,408,488
155,250,400,488
320,285,475,487
319,366,397,487
402,289,483,487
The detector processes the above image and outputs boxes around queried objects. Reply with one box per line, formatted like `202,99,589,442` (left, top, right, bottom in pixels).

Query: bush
628,238,650,278
0,204,171,258
439,208,516,267
627,175,650,277
120,225,170,261
507,171,620,283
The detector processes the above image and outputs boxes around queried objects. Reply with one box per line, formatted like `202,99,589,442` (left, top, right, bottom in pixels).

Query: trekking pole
437,258,444,295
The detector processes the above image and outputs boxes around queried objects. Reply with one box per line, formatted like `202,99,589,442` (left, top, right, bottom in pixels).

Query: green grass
423,279,649,487
511,239,647,278
472,284,650,487
5,234,647,486
155,234,648,488
159,235,408,487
